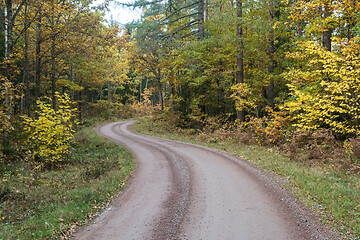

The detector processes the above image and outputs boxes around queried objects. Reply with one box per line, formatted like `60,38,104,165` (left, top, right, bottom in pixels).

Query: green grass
0,124,135,239
133,117,360,239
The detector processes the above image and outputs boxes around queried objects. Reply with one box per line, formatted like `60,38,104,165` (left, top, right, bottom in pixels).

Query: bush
235,108,291,146
154,111,190,132
22,93,77,167
285,128,344,164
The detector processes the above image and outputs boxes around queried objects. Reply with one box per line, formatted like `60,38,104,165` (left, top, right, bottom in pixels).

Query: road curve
72,121,339,240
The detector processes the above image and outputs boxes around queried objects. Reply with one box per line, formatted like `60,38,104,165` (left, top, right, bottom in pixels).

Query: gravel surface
72,121,340,240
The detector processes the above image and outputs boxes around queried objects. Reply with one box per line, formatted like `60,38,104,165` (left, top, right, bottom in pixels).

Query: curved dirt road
73,121,338,240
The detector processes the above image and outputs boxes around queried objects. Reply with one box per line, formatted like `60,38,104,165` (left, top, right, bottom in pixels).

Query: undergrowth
133,115,360,240
0,121,135,239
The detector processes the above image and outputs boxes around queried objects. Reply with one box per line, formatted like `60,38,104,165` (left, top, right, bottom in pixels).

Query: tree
235,0,245,121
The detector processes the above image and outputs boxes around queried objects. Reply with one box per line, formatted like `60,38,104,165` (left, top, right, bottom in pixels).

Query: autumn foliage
285,38,360,137
1,0,360,168
23,93,77,167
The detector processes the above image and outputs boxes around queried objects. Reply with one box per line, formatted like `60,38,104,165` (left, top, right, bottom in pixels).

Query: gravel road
72,121,340,240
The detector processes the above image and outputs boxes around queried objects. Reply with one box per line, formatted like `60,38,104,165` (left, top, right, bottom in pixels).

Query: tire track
73,121,340,240
111,123,191,239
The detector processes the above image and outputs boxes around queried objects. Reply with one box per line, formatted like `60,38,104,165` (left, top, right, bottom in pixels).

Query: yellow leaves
145,14,165,22
272,21,280,30
237,108,291,145
290,0,360,42
23,92,78,166
264,107,292,145
56,79,84,92
284,38,360,136
231,83,256,111
141,88,153,107
344,139,354,156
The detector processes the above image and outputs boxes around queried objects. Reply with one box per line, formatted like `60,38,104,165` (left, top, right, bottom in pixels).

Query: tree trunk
3,0,13,146
50,0,57,110
107,78,112,105
158,69,164,113
198,0,205,39
267,0,275,109
236,0,245,122
35,15,42,102
51,34,57,110
23,0,30,115
322,4,332,51
139,78,142,103
78,81,83,122
205,0,209,20
70,66,74,100
5,0,13,58
169,81,174,111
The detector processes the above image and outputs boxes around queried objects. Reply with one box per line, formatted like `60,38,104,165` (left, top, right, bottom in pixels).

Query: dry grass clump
285,129,342,162
279,129,360,172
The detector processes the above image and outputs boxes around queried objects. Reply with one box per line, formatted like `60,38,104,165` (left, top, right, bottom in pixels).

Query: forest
1,0,360,164
0,0,360,238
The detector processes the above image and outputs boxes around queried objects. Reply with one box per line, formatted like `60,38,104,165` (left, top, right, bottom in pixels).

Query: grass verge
0,122,135,239
132,117,360,240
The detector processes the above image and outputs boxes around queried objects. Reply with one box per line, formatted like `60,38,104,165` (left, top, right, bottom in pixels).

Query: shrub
234,108,291,146
287,128,343,163
264,108,292,145
154,111,190,131
22,93,77,167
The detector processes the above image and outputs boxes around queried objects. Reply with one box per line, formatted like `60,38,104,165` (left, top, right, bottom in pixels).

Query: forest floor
73,121,339,239
132,117,360,239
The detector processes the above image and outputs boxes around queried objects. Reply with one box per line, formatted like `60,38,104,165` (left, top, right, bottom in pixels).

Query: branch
179,30,198,39
115,0,163,8
168,12,198,25
11,0,26,24
162,19,198,39
161,1,198,22
12,3,44,48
